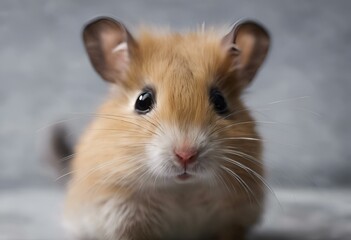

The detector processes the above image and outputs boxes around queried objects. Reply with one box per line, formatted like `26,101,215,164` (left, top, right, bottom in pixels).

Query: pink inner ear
83,17,137,83
221,43,242,71
236,34,255,66
221,33,243,71
229,44,241,56
111,41,130,78
112,42,128,53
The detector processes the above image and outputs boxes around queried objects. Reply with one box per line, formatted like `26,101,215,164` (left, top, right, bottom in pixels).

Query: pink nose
174,147,198,165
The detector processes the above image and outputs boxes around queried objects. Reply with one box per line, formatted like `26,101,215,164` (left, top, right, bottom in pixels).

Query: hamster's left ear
222,20,270,85
83,17,138,83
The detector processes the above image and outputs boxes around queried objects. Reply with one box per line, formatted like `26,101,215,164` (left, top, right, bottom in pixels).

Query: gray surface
1,0,351,239
1,187,351,240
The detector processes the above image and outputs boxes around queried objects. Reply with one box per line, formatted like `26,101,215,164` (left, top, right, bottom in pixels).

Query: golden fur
64,20,268,240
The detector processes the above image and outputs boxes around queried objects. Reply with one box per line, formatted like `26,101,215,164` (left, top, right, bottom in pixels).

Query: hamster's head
78,17,270,190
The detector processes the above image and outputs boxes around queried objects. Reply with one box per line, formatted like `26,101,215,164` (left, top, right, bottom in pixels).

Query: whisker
214,137,301,150
38,112,158,136
221,149,263,167
205,95,318,138
135,167,154,193
142,113,165,136
56,170,76,181
37,117,85,132
220,96,312,121
288,106,322,118
264,96,311,105
53,139,157,183
209,120,280,136
72,153,145,186
220,156,277,202
99,160,148,187
220,165,258,206
210,168,236,194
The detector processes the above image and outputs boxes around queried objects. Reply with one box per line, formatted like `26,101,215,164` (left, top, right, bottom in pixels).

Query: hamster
63,17,270,240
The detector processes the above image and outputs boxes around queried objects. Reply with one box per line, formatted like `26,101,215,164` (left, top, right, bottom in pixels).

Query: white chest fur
64,186,261,240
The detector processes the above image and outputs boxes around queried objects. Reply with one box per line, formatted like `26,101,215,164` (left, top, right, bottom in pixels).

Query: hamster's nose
174,147,198,166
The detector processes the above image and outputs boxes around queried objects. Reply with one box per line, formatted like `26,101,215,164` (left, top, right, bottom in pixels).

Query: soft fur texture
64,18,270,240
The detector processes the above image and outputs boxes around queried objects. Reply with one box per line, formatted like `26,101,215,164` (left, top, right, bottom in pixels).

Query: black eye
210,88,228,115
135,90,155,114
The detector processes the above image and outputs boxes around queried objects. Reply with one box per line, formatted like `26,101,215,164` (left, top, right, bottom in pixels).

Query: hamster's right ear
222,20,270,86
83,17,137,83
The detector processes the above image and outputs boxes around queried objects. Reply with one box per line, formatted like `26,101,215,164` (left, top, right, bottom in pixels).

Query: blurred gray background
1,0,351,239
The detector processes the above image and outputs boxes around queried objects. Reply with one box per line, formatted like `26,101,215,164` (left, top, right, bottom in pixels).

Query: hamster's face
133,34,257,186
78,18,270,190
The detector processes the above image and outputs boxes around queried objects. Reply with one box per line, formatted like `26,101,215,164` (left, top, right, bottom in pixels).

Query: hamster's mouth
177,172,192,180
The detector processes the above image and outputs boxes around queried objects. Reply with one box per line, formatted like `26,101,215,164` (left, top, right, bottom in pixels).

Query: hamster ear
83,17,137,83
222,20,270,85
